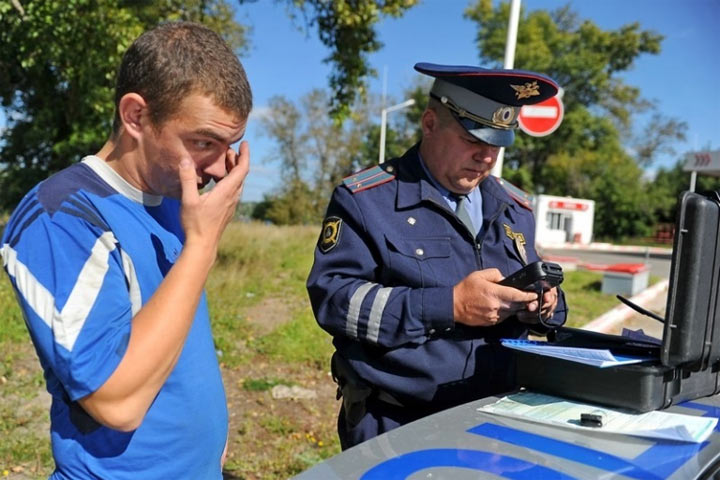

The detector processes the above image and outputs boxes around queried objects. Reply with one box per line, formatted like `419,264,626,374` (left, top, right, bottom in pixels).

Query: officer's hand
453,269,538,327
516,286,559,324
179,142,250,255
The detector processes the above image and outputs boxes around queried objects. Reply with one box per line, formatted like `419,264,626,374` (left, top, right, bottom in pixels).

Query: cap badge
492,106,517,126
511,81,540,100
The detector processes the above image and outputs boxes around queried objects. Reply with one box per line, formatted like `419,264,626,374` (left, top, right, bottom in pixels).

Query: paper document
478,392,718,443
501,339,654,368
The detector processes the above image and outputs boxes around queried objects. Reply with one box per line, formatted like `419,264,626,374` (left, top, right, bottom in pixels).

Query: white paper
478,391,717,443
501,339,654,368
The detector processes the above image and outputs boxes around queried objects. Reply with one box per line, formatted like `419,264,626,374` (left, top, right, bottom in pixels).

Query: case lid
661,191,720,370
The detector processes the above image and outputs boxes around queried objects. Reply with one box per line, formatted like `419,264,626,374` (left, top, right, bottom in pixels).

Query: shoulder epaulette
342,164,395,194
497,177,534,211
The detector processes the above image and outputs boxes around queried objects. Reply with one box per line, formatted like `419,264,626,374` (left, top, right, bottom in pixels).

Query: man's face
139,93,247,198
422,109,501,194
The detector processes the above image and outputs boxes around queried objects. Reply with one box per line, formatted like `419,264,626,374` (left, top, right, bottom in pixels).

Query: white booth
533,194,594,245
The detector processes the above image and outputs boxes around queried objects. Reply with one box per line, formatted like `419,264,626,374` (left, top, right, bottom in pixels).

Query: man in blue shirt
307,63,567,450
1,22,252,478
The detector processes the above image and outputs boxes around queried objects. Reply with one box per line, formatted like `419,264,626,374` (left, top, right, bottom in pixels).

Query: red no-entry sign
518,95,564,137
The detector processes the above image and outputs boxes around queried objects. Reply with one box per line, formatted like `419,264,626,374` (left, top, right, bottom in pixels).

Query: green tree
464,0,687,239
357,81,429,169
260,179,322,225
257,89,372,224
245,0,419,121
0,0,248,209
652,159,720,224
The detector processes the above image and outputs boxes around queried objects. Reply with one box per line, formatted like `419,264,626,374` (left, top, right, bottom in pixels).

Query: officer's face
421,108,501,194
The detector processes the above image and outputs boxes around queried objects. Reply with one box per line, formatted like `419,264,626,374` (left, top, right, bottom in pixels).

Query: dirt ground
221,362,338,478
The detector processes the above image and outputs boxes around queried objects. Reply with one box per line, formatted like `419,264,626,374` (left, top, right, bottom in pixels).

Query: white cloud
248,106,271,122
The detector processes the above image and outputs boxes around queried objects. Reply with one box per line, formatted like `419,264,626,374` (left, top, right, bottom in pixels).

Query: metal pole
491,0,521,178
689,170,697,192
379,108,388,164
379,99,416,164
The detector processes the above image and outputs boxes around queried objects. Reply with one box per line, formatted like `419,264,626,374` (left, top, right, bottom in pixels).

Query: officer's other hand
179,141,250,255
516,286,559,324
453,269,538,327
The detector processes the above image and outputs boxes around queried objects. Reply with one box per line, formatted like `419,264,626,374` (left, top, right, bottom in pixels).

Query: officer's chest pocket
384,236,452,288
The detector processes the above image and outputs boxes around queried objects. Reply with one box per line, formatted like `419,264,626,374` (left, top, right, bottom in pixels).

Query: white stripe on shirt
2,231,119,351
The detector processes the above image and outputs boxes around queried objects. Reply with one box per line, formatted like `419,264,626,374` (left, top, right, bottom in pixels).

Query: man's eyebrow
195,128,241,144
193,128,246,146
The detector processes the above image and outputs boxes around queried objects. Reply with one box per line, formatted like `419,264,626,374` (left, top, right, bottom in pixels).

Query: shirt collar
417,151,481,209
82,155,163,206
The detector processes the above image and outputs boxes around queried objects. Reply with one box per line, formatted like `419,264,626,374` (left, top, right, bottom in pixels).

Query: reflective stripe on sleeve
366,287,392,344
346,282,376,339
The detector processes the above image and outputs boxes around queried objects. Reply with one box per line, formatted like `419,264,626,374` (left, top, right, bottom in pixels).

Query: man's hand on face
178,141,250,253
453,268,539,327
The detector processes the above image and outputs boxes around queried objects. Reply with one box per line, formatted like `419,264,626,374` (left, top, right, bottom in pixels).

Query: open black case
514,190,720,412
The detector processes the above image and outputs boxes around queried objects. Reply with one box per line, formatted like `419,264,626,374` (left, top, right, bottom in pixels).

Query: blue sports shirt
1,156,227,479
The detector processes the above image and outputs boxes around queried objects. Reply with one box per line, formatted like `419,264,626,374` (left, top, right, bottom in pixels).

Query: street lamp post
491,0,522,178
379,98,416,164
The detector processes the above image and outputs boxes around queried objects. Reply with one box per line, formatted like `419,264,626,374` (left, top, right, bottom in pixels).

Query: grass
242,377,294,392
561,270,623,327
0,221,660,478
206,222,322,367
561,270,663,328
254,309,334,368
0,341,52,479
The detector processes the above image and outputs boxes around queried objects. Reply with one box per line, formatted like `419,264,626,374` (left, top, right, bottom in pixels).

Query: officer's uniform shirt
307,144,567,413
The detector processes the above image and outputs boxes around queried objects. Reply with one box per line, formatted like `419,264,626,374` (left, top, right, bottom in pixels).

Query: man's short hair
112,21,252,135
427,97,455,129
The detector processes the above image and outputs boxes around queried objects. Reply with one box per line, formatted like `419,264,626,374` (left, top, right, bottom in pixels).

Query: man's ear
117,93,148,140
421,108,437,137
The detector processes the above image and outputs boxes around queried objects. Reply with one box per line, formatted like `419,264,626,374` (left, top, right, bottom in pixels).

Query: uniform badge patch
319,216,342,253
504,223,528,265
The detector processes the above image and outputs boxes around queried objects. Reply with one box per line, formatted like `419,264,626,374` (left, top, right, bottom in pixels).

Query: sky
234,0,720,202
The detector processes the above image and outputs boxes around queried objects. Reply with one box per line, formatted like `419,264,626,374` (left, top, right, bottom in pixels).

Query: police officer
307,63,567,450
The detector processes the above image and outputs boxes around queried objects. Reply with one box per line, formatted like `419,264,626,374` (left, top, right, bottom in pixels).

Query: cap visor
468,126,515,147
448,109,515,147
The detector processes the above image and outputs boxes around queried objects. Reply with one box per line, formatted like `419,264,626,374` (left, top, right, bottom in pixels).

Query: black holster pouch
331,352,373,429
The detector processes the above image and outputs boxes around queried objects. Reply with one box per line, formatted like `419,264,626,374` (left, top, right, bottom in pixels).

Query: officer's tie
453,194,475,235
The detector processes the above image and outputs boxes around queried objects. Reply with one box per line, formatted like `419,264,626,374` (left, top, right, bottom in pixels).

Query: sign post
518,95,564,137
683,150,720,192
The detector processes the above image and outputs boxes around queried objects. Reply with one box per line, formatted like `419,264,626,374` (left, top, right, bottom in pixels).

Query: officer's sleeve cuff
421,286,455,335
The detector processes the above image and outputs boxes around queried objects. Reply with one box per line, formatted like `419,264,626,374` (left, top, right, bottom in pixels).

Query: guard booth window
547,211,574,242
546,212,570,231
